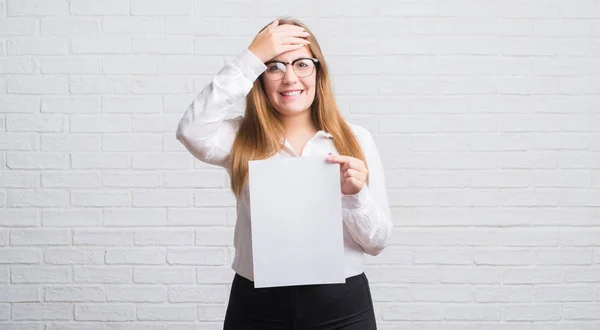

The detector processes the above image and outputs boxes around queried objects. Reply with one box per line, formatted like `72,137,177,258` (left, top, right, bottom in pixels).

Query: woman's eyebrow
265,58,307,64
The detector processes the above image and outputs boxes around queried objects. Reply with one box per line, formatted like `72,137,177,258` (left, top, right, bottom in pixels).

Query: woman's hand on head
325,154,368,196
248,19,311,63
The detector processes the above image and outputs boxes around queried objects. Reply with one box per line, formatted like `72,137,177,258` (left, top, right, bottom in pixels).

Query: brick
41,17,99,35
0,171,38,188
0,96,39,113
132,152,191,169
381,304,442,321
11,267,68,283
7,0,69,16
132,114,180,132
474,249,535,266
164,171,224,188
42,172,100,188
131,0,192,15
0,286,39,302
74,229,133,246
534,286,595,302
0,18,37,35
0,209,38,227
8,190,69,207
6,38,69,55
132,37,194,54
70,0,130,15
0,323,42,330
503,305,562,321
168,285,228,303
106,285,166,303
0,133,36,150
102,172,162,188
197,0,256,17
413,249,472,265
42,209,101,227
132,190,191,207
503,268,564,284
70,152,130,169
42,96,100,113
536,248,593,265
443,305,502,321
11,303,72,321
378,2,437,17
105,248,165,265
136,305,196,321
10,229,70,245
133,267,194,284
102,96,162,113
71,115,131,133
75,304,135,321
71,191,130,207
6,115,64,132
166,248,227,265
7,76,68,94
135,229,193,246
475,286,532,303
42,134,100,151
167,208,226,226
45,286,104,302
103,17,163,34
69,76,129,94
73,267,132,284
498,0,560,18
45,248,104,265
159,56,222,75
102,134,160,151
0,248,40,264
102,55,159,74
560,0,600,18
103,208,167,227
194,37,249,56
41,57,102,74
0,57,38,73
131,76,191,94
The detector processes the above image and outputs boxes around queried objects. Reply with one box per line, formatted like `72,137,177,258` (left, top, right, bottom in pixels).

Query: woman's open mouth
279,90,304,100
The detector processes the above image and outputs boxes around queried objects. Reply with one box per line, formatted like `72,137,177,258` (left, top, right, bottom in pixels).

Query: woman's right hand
248,20,311,63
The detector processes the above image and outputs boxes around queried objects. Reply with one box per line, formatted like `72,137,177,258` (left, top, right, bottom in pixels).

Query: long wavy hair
229,17,368,198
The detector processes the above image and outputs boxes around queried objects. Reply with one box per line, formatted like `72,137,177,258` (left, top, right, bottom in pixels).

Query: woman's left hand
325,154,368,195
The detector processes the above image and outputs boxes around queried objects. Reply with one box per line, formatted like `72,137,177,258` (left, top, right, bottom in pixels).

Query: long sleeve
341,129,393,256
176,49,267,168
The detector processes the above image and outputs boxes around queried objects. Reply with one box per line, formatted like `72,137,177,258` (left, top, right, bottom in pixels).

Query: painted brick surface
0,0,599,328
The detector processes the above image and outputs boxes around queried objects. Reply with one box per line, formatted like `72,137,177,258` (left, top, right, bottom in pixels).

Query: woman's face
261,45,317,118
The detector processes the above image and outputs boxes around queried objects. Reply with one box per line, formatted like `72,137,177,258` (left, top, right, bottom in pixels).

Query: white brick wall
0,0,599,328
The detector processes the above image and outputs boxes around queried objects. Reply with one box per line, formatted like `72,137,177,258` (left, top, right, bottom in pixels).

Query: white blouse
176,49,393,281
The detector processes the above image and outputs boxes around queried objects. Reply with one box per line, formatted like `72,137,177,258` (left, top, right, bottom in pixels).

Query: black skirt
223,272,377,330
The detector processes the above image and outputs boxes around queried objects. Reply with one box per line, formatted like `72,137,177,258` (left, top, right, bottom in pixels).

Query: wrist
342,185,369,209
247,46,267,63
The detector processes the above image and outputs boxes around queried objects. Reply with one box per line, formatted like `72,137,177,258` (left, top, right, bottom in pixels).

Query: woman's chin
274,105,310,116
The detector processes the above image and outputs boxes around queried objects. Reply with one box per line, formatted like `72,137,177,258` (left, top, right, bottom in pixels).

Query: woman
176,17,392,330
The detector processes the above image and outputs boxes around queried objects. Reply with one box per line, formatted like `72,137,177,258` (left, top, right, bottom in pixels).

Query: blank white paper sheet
248,156,345,288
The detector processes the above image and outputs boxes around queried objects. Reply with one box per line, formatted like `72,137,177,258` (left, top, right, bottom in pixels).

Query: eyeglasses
263,58,319,81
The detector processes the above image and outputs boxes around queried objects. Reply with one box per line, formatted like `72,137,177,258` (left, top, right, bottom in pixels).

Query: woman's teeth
281,91,302,96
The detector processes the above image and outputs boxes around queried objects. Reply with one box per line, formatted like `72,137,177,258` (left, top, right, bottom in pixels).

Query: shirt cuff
233,49,267,82
342,185,370,209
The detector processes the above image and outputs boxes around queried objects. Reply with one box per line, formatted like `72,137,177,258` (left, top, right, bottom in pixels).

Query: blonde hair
229,17,367,198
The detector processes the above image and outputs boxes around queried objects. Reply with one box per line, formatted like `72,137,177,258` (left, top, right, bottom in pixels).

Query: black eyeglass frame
263,57,320,80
